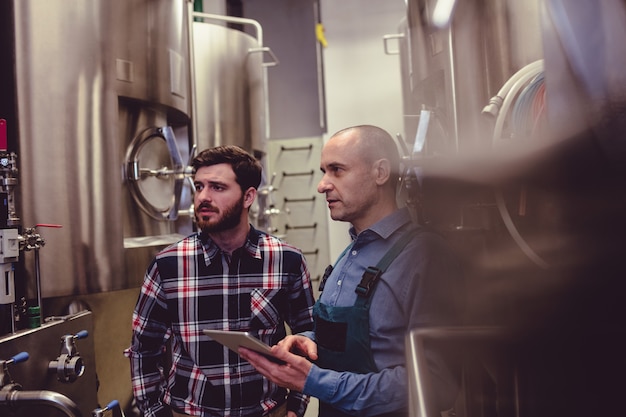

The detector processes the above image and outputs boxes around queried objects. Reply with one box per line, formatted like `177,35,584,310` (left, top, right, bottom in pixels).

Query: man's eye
194,184,203,191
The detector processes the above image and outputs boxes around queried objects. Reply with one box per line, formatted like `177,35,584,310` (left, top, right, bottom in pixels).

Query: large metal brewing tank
192,16,269,156
11,0,269,301
113,0,193,286
402,0,543,155
191,14,273,233
119,11,272,282
11,0,192,299
4,1,269,413
12,0,122,298
112,0,189,114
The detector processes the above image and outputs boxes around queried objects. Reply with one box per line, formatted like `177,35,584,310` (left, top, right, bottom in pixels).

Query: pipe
484,61,549,269
192,12,265,49
482,60,544,120
186,2,199,160
494,189,549,269
447,27,460,152
314,1,326,131
406,327,507,417
491,65,544,146
0,389,82,417
34,249,43,325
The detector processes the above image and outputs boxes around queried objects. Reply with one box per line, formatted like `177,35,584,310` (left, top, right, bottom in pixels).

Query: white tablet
203,329,284,363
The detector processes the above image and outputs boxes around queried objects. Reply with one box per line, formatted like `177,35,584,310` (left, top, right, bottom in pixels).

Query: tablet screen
202,330,285,364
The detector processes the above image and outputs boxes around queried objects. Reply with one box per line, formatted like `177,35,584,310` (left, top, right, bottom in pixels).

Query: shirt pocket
249,288,286,333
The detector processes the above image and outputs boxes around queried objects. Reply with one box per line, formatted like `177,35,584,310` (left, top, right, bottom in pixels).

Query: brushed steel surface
13,0,123,298
12,0,193,297
0,311,98,417
192,21,266,154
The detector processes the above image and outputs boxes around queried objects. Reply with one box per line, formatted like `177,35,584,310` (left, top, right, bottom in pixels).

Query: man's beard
195,195,245,233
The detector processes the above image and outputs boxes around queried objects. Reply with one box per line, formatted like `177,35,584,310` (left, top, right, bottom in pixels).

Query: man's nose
195,187,211,202
317,176,331,194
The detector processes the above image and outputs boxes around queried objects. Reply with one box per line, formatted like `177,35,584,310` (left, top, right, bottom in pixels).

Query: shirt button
351,250,357,255
337,280,342,286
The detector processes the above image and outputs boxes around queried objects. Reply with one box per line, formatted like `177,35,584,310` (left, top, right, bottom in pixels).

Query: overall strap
355,227,419,298
319,243,353,292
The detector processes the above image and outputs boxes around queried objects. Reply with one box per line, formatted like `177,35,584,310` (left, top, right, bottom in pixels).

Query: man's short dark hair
192,146,262,191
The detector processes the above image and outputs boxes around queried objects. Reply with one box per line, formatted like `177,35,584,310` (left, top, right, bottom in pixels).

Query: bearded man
126,146,315,417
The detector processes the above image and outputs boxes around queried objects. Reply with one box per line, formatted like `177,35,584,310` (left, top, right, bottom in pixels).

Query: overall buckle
355,266,382,297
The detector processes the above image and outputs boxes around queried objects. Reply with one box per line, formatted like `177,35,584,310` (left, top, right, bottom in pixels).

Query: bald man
241,125,463,417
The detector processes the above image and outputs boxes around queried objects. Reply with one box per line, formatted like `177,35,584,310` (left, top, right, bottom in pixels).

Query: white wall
202,0,226,14
320,0,407,259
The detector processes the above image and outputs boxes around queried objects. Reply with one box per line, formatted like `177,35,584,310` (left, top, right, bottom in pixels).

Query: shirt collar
198,225,264,264
348,207,414,241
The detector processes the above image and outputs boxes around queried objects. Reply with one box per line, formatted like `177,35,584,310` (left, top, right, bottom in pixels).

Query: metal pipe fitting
0,389,82,417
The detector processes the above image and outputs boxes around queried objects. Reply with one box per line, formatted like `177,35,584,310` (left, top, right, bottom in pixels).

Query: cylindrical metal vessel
10,0,193,298
111,0,190,116
8,0,269,299
2,1,269,412
192,20,267,155
402,0,543,154
12,0,122,298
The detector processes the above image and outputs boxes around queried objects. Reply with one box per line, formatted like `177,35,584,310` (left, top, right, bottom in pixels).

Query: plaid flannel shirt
125,226,315,417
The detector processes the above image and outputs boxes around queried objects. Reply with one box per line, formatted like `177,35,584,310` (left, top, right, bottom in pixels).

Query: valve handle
92,399,121,417
75,330,89,339
11,352,29,364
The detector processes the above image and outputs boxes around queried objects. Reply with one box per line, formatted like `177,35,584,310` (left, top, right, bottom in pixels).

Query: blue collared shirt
303,208,462,415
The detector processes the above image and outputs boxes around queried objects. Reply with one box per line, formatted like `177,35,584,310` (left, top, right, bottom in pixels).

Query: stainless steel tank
113,0,193,288
191,14,272,156
111,0,190,115
3,1,271,412
190,13,275,232
4,0,194,301
12,0,123,298
401,0,543,154
9,0,272,300
8,0,194,299
400,2,626,417
0,311,98,417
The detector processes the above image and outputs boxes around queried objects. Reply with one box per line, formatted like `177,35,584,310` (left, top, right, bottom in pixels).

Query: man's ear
373,158,392,186
243,187,257,208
